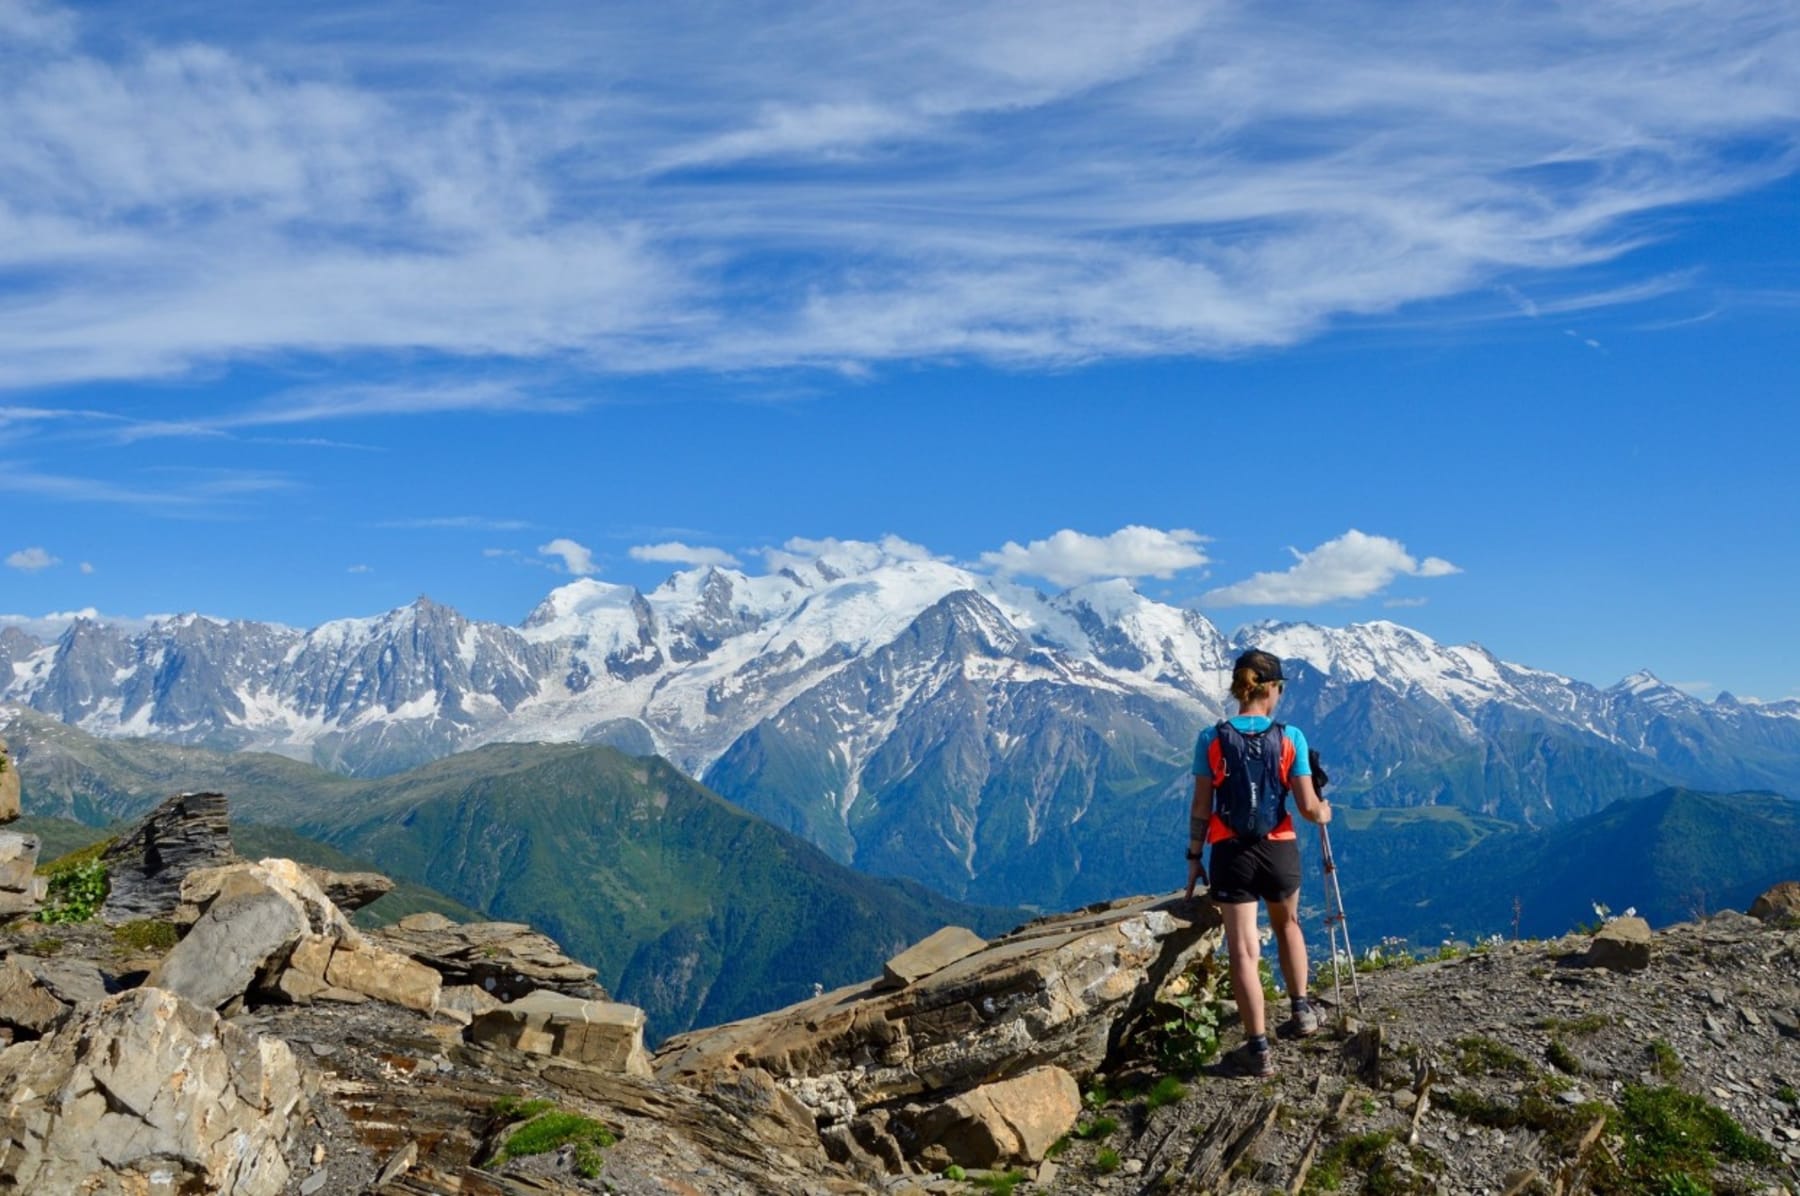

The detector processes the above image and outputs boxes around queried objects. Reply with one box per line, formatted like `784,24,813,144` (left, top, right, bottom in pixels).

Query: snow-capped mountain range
4,539,1795,906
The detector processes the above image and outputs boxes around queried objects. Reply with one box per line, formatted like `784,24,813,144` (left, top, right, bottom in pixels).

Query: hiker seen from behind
1184,648,1332,1078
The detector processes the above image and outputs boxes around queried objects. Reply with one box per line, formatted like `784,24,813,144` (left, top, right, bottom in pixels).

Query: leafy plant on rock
40,858,108,925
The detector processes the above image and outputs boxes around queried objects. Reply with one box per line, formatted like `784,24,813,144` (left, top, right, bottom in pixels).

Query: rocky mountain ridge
6,542,1798,908
2,787,1796,1195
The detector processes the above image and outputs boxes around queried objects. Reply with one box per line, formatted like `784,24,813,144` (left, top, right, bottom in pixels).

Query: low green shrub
1453,1035,1532,1078
1074,1116,1118,1141
1611,1083,1775,1190
1093,1147,1121,1174
40,858,108,924
1143,1075,1188,1111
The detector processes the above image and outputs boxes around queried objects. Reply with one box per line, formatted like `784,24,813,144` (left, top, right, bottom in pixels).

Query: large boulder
657,892,1221,1168
0,956,111,1040
877,925,987,991
300,864,393,912
908,1066,1081,1168
99,791,234,923
154,858,440,1014
1748,881,1800,923
1583,916,1653,972
0,987,306,1195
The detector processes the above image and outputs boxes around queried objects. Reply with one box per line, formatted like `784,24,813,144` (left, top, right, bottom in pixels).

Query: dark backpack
1213,720,1291,842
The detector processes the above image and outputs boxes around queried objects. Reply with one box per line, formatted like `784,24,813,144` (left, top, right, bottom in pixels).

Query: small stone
1122,1158,1144,1175
1558,1089,1585,1105
308,1042,336,1057
375,1142,417,1187
1392,1090,1418,1110
312,1143,326,1165
300,1170,329,1195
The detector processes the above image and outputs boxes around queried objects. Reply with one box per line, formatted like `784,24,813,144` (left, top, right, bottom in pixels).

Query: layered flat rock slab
876,925,986,991
372,913,601,1001
0,987,306,1196
300,865,393,912
657,893,1221,1123
468,990,653,1076
99,791,234,923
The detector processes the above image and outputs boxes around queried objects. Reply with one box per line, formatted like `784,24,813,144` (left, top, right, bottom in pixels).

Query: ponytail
1230,665,1277,707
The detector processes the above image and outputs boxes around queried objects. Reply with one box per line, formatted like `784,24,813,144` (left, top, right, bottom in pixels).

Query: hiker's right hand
1185,856,1207,899
1314,799,1332,825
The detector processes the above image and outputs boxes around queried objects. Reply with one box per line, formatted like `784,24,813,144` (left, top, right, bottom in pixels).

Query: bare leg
1221,900,1265,1037
1269,891,1308,1004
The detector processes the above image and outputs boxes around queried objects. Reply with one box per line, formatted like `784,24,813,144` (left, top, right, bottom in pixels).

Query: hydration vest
1212,720,1292,842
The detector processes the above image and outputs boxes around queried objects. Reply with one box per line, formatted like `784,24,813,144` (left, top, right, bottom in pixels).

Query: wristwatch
1185,850,1203,861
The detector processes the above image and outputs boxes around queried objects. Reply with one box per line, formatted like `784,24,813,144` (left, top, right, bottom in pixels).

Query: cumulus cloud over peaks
1204,530,1460,607
5,546,59,572
761,535,941,576
537,538,598,576
0,0,1796,388
629,541,741,568
980,527,1209,587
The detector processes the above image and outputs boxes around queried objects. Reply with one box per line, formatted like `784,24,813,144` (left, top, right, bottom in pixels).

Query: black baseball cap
1234,649,1285,684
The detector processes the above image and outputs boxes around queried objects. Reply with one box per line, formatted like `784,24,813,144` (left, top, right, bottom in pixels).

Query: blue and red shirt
1192,716,1312,843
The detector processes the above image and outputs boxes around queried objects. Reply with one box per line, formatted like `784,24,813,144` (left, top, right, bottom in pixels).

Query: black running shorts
1208,836,1302,905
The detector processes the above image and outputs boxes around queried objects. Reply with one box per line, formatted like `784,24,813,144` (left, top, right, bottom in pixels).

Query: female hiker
1183,648,1332,1077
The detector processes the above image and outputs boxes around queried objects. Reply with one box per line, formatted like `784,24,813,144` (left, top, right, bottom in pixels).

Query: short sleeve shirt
1192,716,1311,843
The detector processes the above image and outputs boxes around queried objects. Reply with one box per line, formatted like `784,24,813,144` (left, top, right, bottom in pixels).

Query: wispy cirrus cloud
378,515,533,532
1204,530,1459,607
0,0,1793,393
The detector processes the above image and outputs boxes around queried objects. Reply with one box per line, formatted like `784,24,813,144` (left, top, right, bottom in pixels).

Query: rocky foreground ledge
0,790,1796,1195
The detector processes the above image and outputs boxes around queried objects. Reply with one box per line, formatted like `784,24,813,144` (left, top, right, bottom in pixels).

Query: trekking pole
1318,820,1362,1012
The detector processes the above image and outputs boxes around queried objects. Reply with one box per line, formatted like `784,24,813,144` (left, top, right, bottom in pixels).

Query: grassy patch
1453,1035,1533,1078
488,1101,616,1180
1776,1085,1797,1105
1647,1038,1682,1081
1093,1147,1121,1174
112,920,178,952
17,934,63,956
1143,1076,1188,1111
1304,1131,1434,1194
1606,1083,1776,1192
1545,1038,1582,1075
1540,1013,1608,1036
969,1169,1028,1194
1434,1087,1609,1156
1074,1116,1119,1141
34,836,116,876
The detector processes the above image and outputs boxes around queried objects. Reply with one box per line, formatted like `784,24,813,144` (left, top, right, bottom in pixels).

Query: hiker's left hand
1184,856,1207,899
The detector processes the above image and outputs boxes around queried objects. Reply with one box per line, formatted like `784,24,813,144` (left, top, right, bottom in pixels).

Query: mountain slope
1342,787,1800,947
3,713,1018,1039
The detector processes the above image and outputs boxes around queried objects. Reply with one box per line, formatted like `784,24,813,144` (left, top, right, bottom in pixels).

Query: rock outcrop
657,893,1222,1170
99,790,234,923
467,990,654,1076
1749,880,1800,922
0,830,43,917
0,987,306,1195
0,736,18,823
372,911,602,1000
1582,914,1653,972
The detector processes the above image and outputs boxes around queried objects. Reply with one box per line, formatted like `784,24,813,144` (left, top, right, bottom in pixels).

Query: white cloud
5,546,59,572
629,541,741,568
78,561,92,573
980,526,1209,587
538,538,598,576
1383,596,1429,608
0,1,1793,387
761,535,941,576
347,563,373,574
1204,529,1461,607
0,607,154,639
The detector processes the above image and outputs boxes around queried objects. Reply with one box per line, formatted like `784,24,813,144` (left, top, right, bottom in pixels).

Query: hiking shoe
1282,998,1321,1040
1221,1041,1275,1078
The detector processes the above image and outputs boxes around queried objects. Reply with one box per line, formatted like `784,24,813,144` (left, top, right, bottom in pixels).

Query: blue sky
2,0,1797,700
